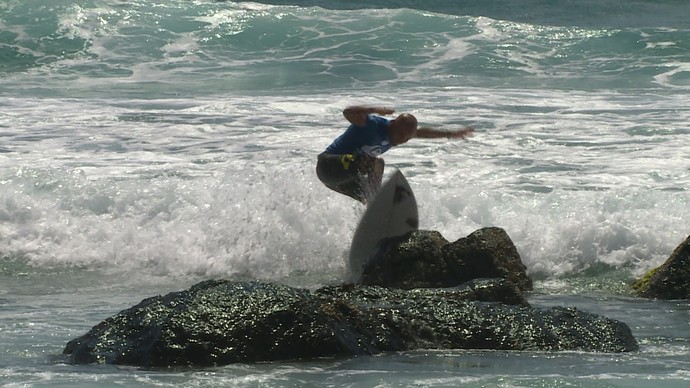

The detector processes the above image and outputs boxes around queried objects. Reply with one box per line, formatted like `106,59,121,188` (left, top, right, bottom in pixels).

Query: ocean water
2,0,690,386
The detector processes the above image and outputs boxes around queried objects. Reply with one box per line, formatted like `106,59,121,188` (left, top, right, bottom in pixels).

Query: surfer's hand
449,126,474,140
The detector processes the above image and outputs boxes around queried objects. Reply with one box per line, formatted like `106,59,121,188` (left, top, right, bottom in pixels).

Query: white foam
1,89,689,285
653,62,690,89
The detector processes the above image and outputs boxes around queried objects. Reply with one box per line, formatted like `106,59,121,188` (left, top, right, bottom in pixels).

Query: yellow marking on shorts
340,154,355,170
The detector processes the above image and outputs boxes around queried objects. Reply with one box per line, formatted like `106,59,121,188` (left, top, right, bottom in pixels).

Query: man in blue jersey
317,105,474,203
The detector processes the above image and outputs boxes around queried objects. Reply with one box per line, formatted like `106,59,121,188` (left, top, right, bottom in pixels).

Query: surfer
316,105,474,203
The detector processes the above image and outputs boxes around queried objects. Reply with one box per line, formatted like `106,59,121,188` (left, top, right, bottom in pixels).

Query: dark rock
64,279,638,367
360,227,532,292
316,278,530,307
64,281,371,366
359,230,448,290
633,234,690,299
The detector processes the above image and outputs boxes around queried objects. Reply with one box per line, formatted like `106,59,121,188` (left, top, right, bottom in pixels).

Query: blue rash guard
324,115,392,157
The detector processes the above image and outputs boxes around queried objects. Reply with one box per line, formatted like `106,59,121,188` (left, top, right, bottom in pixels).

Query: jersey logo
361,141,391,157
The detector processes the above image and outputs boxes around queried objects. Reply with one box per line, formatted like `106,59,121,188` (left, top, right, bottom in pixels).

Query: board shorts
316,152,379,203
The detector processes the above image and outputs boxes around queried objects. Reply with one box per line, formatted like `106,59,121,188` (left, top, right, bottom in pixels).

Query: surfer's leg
353,156,384,202
316,153,368,203
338,180,368,203
368,157,384,194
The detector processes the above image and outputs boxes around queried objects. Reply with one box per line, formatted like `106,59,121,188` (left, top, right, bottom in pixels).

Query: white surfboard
348,169,419,280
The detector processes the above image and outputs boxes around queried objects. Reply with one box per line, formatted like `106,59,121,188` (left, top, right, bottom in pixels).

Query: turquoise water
2,0,690,386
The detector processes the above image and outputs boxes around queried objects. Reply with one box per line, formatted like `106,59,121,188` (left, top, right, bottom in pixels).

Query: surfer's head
388,113,417,145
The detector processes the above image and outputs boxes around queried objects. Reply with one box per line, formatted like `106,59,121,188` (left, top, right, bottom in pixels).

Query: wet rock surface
65,278,638,367
360,227,532,291
633,234,690,299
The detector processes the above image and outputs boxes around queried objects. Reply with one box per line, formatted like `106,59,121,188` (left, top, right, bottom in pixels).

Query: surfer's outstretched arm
415,126,474,140
343,105,395,127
